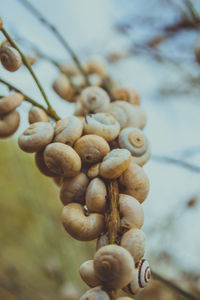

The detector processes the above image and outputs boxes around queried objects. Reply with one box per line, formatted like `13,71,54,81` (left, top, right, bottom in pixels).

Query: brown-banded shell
86,178,107,213
44,142,81,177
0,110,20,138
18,122,54,153
113,88,140,105
99,148,131,179
0,45,22,72
80,287,110,300
79,260,101,288
0,93,24,116
29,106,49,124
62,203,105,241
74,134,110,164
60,172,89,205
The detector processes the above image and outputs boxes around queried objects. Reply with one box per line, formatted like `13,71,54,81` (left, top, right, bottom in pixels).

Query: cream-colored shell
83,113,120,142
119,194,144,229
94,244,135,289
84,58,107,77
89,73,103,87
113,88,140,105
59,62,80,76
44,142,81,177
80,86,110,114
74,134,110,164
123,259,151,295
86,178,107,213
120,162,150,203
87,163,100,178
62,203,105,241
99,148,131,179
121,228,146,263
0,110,20,138
119,127,151,166
0,45,22,72
74,100,84,117
107,102,128,129
60,172,89,205
29,106,49,124
79,260,101,288
80,287,110,300
35,151,56,177
54,116,83,146
0,93,24,116
53,73,75,102
18,122,54,153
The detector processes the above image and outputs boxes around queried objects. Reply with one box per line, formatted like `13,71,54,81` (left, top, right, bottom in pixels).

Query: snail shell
0,45,22,72
94,245,135,289
87,163,100,178
35,150,57,177
54,116,83,146
53,73,75,102
123,259,151,295
74,100,84,117
60,172,89,205
18,122,54,153
80,86,110,114
89,73,103,87
119,162,150,203
44,142,81,177
0,110,20,138
80,286,110,300
86,178,107,213
119,194,144,229
119,127,150,166
113,88,140,105
29,106,49,124
84,58,107,77
59,282,80,300
99,149,131,179
62,203,105,241
59,62,80,76
0,93,24,116
107,102,128,129
121,228,146,263
74,134,110,164
83,113,120,142
79,260,101,287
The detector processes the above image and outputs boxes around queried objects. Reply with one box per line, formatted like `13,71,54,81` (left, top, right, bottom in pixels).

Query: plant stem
152,270,199,300
0,26,53,112
0,78,60,121
17,0,90,86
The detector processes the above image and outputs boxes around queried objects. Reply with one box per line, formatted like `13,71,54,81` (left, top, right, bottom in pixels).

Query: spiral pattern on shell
0,45,22,72
137,259,151,288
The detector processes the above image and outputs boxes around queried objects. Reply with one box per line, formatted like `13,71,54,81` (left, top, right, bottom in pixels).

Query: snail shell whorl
86,178,107,213
80,286,110,300
35,151,57,177
0,110,20,138
79,260,101,287
0,45,22,72
0,93,24,116
94,245,135,289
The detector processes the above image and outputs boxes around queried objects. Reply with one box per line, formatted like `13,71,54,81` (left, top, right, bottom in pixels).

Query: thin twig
152,270,200,300
17,0,90,85
0,78,60,121
152,154,200,173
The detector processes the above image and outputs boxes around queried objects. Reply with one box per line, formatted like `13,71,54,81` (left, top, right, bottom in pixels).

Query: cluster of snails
0,42,151,298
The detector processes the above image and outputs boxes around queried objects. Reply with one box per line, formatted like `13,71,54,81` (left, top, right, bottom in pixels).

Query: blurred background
0,0,200,299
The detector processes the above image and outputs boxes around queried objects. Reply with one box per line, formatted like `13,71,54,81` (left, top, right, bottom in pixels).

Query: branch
17,0,90,86
0,78,60,121
152,154,200,173
152,270,200,300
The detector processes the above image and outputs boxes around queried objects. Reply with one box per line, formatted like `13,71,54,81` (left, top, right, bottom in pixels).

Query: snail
123,259,151,295
28,106,49,124
59,62,80,76
107,102,128,129
18,122,54,153
35,150,57,177
62,203,105,241
0,110,20,138
121,228,146,263
80,86,110,114
59,282,80,300
89,73,103,87
112,88,140,105
52,73,75,102
83,113,120,142
60,172,89,205
119,162,150,203
44,142,81,177
80,286,110,300
96,232,109,251
84,58,107,77
0,93,24,116
87,163,100,178
79,260,101,287
86,178,107,213
99,148,131,179
71,75,86,89
54,116,83,146
119,194,144,229
118,127,151,166
0,44,22,72
74,134,110,164
25,55,37,66
93,244,135,289
74,100,84,117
